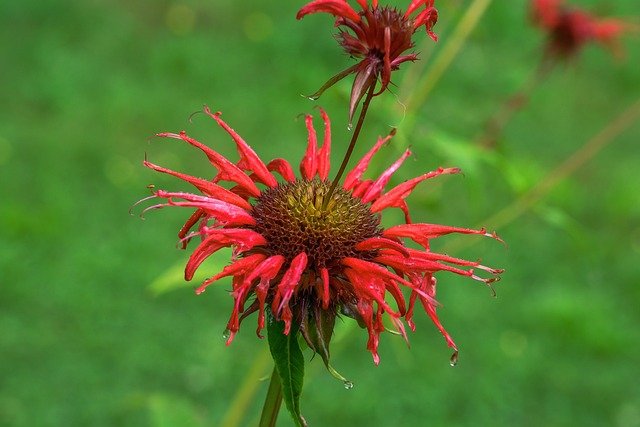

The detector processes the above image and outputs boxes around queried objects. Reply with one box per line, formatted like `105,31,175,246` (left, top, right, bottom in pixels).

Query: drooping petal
245,255,286,338
195,253,267,294
157,131,261,197
348,63,377,127
413,7,439,41
177,208,206,249
204,107,278,189
297,0,361,23
319,267,331,309
185,229,267,280
342,257,438,307
143,160,252,210
272,252,309,335
406,274,458,351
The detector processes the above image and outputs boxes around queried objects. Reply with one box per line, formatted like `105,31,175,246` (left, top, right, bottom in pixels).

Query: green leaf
267,313,307,427
305,307,351,386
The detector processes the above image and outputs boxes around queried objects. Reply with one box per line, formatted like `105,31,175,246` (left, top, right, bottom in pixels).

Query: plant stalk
259,367,283,427
323,78,377,209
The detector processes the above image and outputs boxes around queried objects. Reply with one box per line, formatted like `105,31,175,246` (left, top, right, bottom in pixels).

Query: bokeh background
2,0,639,426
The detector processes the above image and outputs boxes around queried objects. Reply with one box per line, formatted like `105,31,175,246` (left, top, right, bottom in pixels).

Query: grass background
1,0,639,426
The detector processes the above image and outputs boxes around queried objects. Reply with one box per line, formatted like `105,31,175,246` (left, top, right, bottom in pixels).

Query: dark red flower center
338,7,415,63
251,178,382,270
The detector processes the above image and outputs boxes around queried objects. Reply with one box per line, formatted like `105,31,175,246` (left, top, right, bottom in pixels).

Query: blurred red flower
531,0,634,58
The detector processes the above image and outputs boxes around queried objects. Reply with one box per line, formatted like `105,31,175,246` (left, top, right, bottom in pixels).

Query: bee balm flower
531,0,634,58
136,106,503,365
297,0,439,125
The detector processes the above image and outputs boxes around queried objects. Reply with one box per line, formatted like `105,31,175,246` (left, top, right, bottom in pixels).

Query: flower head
297,0,439,125
136,106,503,365
531,0,634,59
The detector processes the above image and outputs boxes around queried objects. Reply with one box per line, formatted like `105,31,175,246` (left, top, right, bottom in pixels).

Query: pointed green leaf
267,313,307,427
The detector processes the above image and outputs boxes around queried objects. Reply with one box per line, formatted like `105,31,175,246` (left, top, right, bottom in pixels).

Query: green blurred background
2,0,639,426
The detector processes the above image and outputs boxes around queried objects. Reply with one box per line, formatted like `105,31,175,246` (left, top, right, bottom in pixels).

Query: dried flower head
136,106,503,366
297,0,439,125
531,0,635,58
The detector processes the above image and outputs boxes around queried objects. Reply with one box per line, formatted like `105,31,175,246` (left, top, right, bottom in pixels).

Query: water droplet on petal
347,123,353,131
449,351,459,367
343,381,354,390
222,329,231,340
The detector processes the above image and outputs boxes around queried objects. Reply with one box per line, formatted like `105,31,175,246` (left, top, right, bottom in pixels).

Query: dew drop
347,123,353,131
222,329,231,340
343,381,354,390
449,351,459,367
306,95,319,101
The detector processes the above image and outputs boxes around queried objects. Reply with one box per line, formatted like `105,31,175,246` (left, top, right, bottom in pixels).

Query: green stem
323,78,377,209
259,367,283,427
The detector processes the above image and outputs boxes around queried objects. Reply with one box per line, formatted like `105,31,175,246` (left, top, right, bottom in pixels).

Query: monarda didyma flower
531,0,634,59
136,106,502,367
297,0,439,125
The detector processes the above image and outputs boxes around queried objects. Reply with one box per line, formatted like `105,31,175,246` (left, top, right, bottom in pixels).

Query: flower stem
259,367,283,427
323,78,377,209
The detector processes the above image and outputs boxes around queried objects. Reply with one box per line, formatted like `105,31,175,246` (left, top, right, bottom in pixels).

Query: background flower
531,0,635,58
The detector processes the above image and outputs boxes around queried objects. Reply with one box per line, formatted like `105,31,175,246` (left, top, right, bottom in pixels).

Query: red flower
137,106,503,365
531,0,634,58
297,0,439,125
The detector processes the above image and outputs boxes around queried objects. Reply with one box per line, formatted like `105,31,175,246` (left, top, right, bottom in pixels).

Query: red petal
157,131,261,197
343,257,438,306
406,274,457,351
144,160,252,210
300,114,318,180
204,107,278,188
185,229,267,280
150,190,255,227
272,252,308,335
343,131,395,191
355,237,410,257
297,0,361,22
316,107,332,181
413,9,439,41
383,223,504,249
361,148,411,204
370,167,460,216
245,256,286,338
267,158,295,182
195,253,267,294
